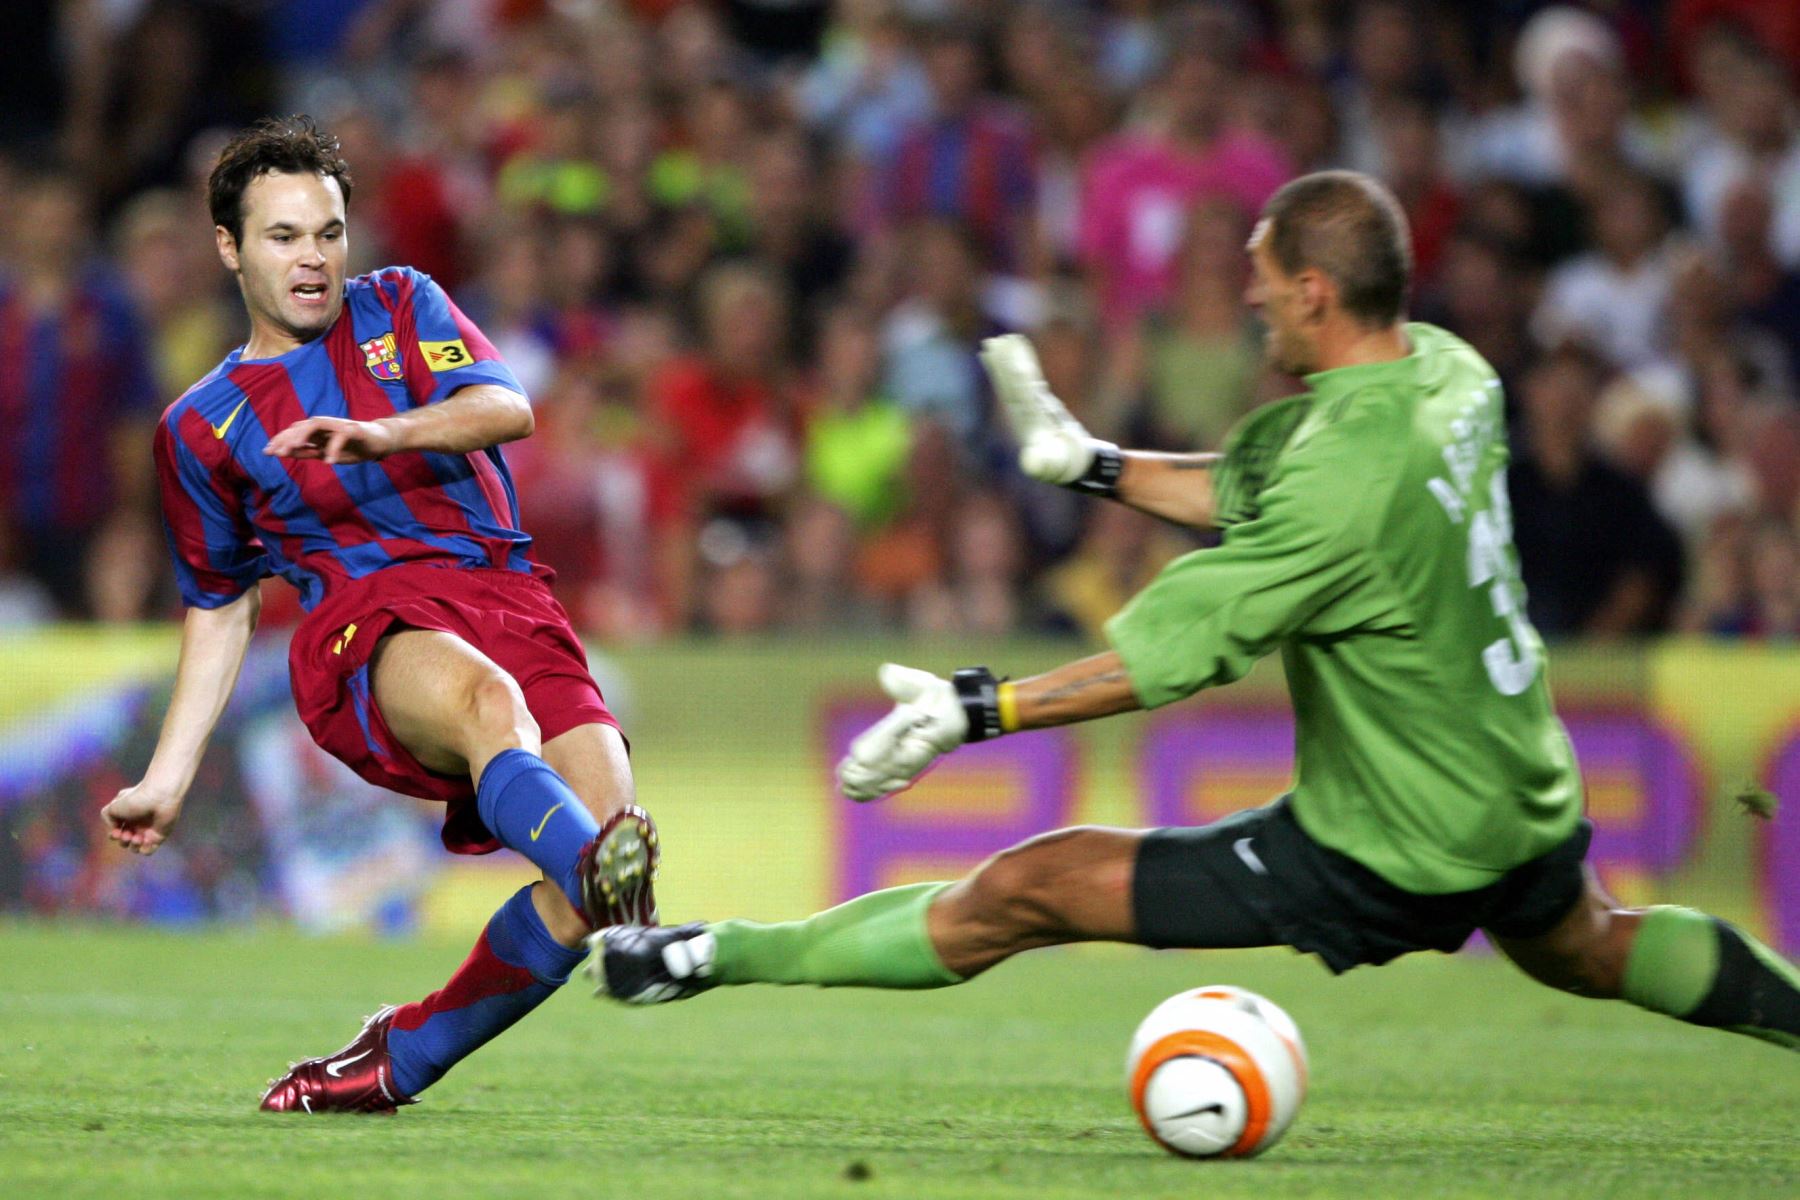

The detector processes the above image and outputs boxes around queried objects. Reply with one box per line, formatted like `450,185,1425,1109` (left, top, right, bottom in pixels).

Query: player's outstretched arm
102,586,261,856
263,384,533,464
980,335,1218,528
837,652,1139,801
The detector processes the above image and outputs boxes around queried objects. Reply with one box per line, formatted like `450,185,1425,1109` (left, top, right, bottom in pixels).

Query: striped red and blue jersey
884,105,1036,266
0,265,158,535
155,266,546,611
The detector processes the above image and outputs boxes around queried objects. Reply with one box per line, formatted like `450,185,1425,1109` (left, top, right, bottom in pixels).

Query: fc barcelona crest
360,332,405,382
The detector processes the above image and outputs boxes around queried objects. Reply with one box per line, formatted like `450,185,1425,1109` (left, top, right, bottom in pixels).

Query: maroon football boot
573,803,660,928
259,1005,416,1114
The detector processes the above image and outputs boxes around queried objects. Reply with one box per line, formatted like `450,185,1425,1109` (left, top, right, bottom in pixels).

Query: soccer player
101,116,662,1114
596,171,1800,1054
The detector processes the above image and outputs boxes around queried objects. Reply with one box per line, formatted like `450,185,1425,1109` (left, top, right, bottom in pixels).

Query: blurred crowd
4,0,1800,642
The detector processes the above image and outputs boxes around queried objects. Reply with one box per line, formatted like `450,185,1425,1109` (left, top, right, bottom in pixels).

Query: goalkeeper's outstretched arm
980,335,1219,529
1110,451,1220,528
837,653,1141,801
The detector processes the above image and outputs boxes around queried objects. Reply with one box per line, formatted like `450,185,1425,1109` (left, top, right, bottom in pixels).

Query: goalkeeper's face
1245,220,1320,377
217,170,349,348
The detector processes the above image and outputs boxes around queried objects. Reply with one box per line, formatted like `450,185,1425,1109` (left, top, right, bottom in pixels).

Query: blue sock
476,748,600,917
387,885,585,1097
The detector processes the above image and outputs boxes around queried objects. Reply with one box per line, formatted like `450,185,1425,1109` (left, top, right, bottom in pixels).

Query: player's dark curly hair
208,115,354,244
1262,170,1412,327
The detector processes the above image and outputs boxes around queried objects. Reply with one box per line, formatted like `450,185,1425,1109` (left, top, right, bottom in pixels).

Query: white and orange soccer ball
1125,985,1309,1159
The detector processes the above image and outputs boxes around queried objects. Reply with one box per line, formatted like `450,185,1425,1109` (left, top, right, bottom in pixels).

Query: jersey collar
1301,324,1423,401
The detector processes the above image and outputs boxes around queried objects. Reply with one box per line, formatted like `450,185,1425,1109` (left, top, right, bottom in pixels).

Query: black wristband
952,666,1003,742
1068,443,1124,497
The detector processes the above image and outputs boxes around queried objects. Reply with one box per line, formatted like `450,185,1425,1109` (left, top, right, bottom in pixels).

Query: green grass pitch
2,921,1793,1200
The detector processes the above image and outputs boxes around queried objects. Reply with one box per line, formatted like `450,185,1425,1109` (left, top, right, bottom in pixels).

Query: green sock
1621,906,1800,1051
710,882,965,989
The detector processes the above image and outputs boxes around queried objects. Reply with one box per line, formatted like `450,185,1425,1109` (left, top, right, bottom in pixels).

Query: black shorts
1132,797,1593,974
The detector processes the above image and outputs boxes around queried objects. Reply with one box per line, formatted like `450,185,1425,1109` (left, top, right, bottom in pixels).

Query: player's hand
837,664,970,801
264,416,399,464
980,334,1115,485
102,782,184,856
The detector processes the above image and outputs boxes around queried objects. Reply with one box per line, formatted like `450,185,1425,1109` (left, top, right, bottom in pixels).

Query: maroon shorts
289,563,621,855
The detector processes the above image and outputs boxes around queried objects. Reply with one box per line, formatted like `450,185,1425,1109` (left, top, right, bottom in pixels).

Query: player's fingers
994,388,1040,438
885,729,941,779
836,754,885,801
977,337,1014,390
323,427,354,464
984,353,1043,433
264,418,318,456
102,803,144,833
303,419,340,443
979,334,1038,385
980,341,1024,392
842,714,943,797
877,663,937,704
846,702,917,766
840,736,937,801
983,335,1052,412
839,759,915,802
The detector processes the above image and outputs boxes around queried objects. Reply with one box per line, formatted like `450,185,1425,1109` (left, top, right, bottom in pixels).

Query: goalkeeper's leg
605,827,1140,999
595,826,1280,1002
1491,872,1800,1051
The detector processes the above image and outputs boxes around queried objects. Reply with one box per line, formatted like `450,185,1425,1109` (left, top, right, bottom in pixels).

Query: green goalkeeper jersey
1105,322,1582,895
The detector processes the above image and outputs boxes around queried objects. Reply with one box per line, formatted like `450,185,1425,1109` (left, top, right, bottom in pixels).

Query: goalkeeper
596,171,1798,1051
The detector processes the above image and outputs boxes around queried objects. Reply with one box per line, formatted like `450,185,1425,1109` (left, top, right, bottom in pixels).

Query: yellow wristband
996,681,1020,734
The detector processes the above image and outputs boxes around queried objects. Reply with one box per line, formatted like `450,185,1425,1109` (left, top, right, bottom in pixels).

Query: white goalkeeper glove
979,334,1122,494
837,663,1005,801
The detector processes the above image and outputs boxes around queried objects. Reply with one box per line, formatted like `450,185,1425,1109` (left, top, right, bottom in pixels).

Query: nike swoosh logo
210,397,249,439
324,1049,371,1078
1167,1101,1227,1119
1233,837,1269,877
530,802,565,842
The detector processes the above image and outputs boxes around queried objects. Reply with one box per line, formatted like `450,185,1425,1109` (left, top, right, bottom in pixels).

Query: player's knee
461,671,538,752
1514,911,1634,999
960,848,1047,937
965,828,1099,937
1543,951,1624,999
1577,909,1639,998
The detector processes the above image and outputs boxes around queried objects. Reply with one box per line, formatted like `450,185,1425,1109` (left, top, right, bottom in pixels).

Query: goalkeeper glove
979,334,1123,496
837,664,1007,801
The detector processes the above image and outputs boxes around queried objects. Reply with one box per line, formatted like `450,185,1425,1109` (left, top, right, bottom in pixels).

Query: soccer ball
1125,985,1308,1159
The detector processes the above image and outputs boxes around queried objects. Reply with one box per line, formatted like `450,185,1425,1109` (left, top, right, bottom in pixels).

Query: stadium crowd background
3,0,1799,645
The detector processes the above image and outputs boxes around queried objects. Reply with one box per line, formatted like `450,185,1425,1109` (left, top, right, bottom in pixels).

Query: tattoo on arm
1037,668,1129,706
1015,654,1141,729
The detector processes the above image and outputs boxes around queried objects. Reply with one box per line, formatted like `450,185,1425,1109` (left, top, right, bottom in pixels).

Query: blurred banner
1,632,1795,952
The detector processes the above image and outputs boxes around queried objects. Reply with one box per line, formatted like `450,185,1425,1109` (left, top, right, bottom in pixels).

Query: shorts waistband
297,563,551,627
457,565,552,589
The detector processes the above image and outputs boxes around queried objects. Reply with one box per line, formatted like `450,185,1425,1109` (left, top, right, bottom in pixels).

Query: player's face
1245,219,1319,377
217,171,348,349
